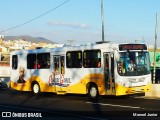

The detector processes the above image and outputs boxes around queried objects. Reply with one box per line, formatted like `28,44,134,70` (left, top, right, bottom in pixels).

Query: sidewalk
145,84,160,98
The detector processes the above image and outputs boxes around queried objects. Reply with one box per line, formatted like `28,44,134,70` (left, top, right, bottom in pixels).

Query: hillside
4,35,56,44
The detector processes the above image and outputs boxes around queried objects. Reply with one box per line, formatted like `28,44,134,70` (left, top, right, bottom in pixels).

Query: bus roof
10,42,148,55
10,43,119,55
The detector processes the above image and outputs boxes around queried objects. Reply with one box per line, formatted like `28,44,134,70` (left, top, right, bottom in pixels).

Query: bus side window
83,50,101,68
66,51,82,68
37,53,50,69
27,54,36,69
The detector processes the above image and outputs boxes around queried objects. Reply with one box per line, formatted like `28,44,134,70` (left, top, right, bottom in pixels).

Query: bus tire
88,84,99,101
32,82,41,94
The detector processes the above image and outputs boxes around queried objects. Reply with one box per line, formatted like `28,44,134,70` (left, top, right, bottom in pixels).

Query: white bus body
10,43,152,100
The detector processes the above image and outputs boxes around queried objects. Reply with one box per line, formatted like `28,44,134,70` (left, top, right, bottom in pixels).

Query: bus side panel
66,74,106,95
10,80,32,91
10,75,56,93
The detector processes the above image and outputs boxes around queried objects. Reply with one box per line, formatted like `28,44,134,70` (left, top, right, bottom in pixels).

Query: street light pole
153,13,158,84
101,0,105,42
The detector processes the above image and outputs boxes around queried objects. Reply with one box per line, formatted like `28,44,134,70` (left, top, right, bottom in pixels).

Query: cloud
48,21,91,29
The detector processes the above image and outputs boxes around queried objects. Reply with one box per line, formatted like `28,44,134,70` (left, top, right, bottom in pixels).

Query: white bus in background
0,52,10,77
10,42,151,100
0,52,10,88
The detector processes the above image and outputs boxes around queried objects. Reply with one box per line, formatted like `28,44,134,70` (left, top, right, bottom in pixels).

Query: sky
0,0,160,46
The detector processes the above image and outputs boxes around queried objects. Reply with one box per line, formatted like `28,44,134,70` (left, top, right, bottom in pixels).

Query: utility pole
96,0,110,44
153,13,158,84
101,0,105,42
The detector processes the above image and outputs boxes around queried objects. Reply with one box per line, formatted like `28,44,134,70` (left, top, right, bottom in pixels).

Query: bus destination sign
119,44,147,51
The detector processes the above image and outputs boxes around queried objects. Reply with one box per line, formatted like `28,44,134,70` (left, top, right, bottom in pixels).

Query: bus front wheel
32,82,41,94
88,84,99,101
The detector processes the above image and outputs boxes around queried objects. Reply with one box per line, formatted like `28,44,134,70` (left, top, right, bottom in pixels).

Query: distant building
0,37,63,51
14,39,31,49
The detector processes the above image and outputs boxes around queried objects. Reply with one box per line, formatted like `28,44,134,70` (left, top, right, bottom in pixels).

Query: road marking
86,102,146,109
134,96,160,100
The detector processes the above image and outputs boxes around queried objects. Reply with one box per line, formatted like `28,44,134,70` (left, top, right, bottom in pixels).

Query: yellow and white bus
10,43,152,100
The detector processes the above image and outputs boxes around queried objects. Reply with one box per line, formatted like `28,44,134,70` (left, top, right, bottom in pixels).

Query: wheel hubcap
33,84,39,93
90,87,97,98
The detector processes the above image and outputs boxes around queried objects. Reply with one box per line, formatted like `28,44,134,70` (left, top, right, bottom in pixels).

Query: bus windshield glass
117,51,150,76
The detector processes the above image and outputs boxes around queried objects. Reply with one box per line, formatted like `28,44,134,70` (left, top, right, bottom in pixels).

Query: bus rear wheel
88,84,99,101
32,82,41,94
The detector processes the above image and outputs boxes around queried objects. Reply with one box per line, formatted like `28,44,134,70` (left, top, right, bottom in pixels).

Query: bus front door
53,55,67,94
103,53,115,95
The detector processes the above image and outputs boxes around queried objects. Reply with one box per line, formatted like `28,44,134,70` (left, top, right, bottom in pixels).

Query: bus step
57,91,67,95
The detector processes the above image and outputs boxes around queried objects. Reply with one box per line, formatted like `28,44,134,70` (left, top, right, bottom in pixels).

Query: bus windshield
117,51,150,76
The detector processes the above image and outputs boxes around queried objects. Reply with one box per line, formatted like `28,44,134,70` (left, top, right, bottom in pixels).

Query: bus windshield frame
117,51,151,76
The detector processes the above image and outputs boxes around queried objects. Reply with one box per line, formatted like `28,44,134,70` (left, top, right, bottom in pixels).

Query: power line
0,0,70,33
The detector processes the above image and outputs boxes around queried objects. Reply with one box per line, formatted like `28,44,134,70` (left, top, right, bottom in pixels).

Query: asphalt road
0,88,160,120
